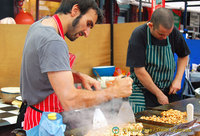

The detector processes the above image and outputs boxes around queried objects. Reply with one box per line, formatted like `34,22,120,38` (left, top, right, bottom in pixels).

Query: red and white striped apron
24,14,75,130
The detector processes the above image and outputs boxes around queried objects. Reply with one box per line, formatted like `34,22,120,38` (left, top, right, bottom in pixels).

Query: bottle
187,103,194,122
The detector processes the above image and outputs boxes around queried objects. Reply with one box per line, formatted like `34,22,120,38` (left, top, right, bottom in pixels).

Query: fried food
140,109,187,124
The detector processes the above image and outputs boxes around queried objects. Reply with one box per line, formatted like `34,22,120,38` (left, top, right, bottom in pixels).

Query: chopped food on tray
140,109,187,124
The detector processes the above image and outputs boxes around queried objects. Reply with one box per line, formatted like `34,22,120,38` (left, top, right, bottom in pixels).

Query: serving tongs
94,70,102,81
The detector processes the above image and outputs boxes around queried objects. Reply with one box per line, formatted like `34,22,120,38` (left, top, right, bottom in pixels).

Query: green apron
129,26,176,113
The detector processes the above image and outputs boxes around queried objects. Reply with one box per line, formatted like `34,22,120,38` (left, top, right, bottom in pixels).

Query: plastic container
187,103,194,122
15,9,34,24
93,66,115,77
97,76,116,88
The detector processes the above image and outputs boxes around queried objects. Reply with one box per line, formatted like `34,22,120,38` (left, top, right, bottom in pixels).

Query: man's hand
170,56,188,95
156,92,169,105
81,74,101,90
48,71,132,110
108,77,133,98
134,67,169,105
72,71,101,90
169,79,181,95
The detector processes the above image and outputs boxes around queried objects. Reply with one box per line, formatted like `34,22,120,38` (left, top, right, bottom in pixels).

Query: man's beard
65,15,82,41
65,32,77,41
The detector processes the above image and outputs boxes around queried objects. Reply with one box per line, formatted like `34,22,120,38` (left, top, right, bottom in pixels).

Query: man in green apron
126,8,190,113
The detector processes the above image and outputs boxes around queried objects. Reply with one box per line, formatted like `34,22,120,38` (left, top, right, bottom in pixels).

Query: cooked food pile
140,109,187,124
85,123,144,136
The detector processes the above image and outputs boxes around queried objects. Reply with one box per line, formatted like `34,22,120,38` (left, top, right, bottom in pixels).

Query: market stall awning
117,0,200,13
165,1,200,13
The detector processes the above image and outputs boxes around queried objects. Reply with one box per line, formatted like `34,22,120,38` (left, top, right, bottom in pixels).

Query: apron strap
52,14,76,68
16,102,28,128
52,14,65,40
166,36,171,48
29,105,43,113
16,102,43,128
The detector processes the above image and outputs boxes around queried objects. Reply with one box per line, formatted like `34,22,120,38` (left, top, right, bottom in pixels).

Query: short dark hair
55,0,103,24
150,8,174,30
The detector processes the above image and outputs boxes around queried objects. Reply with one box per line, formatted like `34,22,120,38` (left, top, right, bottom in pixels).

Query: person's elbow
134,67,146,78
57,87,79,111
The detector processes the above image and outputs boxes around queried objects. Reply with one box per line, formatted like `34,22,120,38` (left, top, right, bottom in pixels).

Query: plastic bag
39,112,66,136
26,125,39,136
26,112,66,136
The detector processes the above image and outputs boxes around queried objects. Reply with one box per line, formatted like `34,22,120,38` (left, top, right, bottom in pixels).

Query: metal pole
99,0,104,9
110,0,114,66
36,0,39,21
183,0,187,30
138,0,142,21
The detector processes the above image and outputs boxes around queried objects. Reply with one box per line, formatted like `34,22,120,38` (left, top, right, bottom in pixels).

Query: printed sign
151,0,165,16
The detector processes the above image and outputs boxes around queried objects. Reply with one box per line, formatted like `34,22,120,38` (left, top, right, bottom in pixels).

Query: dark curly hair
55,0,103,24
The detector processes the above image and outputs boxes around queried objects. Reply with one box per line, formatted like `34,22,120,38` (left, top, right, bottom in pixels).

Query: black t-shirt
126,23,190,72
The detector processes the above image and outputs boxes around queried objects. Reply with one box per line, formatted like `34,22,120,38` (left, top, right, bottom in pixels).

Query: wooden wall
0,22,145,88
66,24,111,76
113,22,146,73
0,24,111,88
0,24,29,88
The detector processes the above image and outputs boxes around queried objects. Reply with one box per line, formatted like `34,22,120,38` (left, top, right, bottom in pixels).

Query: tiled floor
0,100,19,127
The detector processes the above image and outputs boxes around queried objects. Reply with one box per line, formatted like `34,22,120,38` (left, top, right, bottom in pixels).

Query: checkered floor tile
0,101,19,127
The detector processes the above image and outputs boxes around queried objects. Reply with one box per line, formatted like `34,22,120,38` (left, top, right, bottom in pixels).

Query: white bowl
1,87,20,104
1,87,20,94
97,76,116,88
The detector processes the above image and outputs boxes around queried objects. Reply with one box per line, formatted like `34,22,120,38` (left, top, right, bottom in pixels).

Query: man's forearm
60,88,113,111
134,67,163,97
174,56,189,82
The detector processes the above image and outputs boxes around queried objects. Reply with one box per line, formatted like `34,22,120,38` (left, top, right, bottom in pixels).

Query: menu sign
190,12,200,28
151,0,165,16
172,9,182,30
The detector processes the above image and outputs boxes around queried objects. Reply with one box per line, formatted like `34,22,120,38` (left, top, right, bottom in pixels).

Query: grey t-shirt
20,18,71,105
